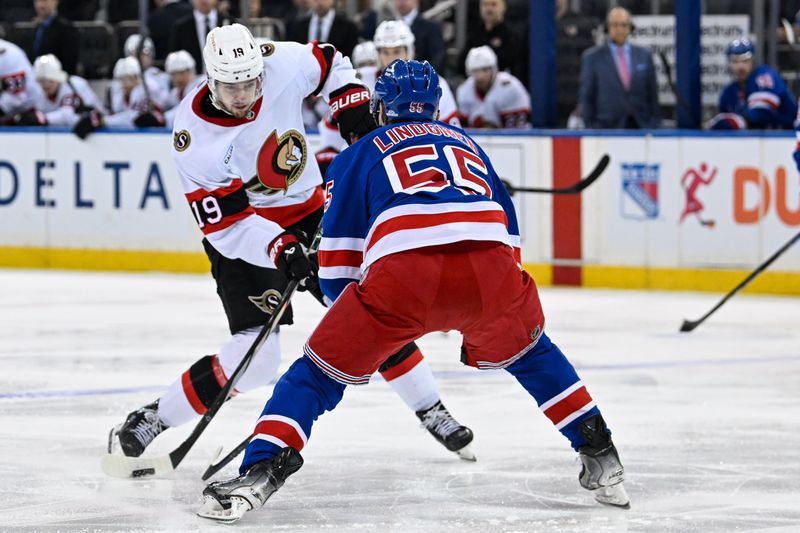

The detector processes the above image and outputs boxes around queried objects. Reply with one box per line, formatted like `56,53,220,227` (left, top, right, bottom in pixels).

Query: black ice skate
577,414,630,509
108,400,169,457
416,400,476,461
198,447,304,523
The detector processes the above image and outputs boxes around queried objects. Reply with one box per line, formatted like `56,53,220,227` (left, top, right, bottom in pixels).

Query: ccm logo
330,90,369,115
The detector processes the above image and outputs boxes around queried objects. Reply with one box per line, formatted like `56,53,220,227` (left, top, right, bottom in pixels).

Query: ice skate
107,400,168,457
577,414,630,509
198,447,303,523
416,400,476,461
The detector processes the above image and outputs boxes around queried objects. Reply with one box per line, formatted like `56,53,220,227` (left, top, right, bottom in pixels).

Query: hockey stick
502,154,610,196
202,434,253,481
102,229,323,478
679,228,800,332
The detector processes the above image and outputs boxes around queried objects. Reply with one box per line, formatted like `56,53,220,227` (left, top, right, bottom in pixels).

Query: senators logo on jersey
246,129,307,194
248,289,282,314
174,130,191,152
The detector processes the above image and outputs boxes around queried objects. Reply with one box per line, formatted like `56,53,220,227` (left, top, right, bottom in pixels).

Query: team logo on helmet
248,289,282,314
173,130,191,152
247,129,307,194
260,43,275,57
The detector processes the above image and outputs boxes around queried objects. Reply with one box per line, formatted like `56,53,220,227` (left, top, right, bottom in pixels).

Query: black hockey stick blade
679,228,800,333
201,434,253,481
504,154,610,195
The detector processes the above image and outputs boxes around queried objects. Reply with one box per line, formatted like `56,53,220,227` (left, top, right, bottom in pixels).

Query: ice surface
0,269,798,532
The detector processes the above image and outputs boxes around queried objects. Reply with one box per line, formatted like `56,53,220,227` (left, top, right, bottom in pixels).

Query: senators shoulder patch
260,43,275,57
174,130,191,152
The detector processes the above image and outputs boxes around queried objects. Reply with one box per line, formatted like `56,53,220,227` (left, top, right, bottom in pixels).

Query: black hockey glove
330,84,376,145
11,109,47,126
73,110,103,140
133,110,165,128
269,231,313,283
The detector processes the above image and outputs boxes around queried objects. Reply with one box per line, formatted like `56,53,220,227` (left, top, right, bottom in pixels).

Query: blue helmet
370,59,442,123
727,38,754,58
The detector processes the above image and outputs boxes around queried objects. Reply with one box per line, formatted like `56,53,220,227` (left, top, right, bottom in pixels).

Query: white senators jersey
172,40,366,268
35,75,104,126
105,79,163,128
143,66,169,108
0,38,43,115
456,71,531,129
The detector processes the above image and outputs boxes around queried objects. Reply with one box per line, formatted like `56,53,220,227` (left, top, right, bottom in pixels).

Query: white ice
1,269,799,533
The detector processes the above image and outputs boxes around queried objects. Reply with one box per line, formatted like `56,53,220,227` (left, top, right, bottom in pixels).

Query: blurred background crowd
1,0,800,133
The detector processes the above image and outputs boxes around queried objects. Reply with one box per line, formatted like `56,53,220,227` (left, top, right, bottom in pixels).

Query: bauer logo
620,163,659,220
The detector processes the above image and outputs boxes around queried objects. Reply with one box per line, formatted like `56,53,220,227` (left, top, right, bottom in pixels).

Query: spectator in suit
392,0,445,74
458,0,525,82
149,0,192,61
578,6,660,129
286,0,359,59
169,0,223,74
30,0,78,74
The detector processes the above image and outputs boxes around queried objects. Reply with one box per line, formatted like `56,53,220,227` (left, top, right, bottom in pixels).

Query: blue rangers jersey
318,120,521,302
718,64,797,129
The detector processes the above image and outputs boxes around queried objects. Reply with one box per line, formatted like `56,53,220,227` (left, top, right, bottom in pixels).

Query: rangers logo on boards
620,163,659,220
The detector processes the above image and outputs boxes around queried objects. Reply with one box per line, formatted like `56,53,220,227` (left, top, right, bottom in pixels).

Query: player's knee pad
217,327,281,393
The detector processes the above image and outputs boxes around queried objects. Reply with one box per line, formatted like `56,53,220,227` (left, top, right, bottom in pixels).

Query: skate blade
107,424,122,454
593,483,630,509
455,444,477,462
197,495,251,523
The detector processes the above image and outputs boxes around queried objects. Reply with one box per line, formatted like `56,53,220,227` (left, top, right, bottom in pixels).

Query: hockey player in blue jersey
708,38,797,130
198,60,630,523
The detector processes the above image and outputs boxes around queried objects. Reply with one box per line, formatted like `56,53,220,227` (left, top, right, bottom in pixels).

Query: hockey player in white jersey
163,50,203,128
32,54,104,127
0,38,46,125
124,34,169,109
107,24,474,464
104,57,166,128
352,40,378,69
457,46,531,128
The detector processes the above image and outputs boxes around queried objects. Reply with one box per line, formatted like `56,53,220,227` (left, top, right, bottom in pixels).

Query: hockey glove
133,110,166,128
10,109,47,126
269,232,313,283
330,84,376,145
73,110,103,140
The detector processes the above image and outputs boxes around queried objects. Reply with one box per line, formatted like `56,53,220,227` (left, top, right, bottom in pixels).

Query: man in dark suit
149,0,192,61
286,0,358,59
30,0,78,74
578,7,660,129
168,0,223,74
458,0,525,82
393,0,444,74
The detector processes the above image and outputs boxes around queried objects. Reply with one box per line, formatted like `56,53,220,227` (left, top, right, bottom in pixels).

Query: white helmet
33,54,67,83
374,20,415,57
203,23,264,113
465,45,498,73
124,34,155,57
165,50,196,73
352,41,378,68
113,56,142,79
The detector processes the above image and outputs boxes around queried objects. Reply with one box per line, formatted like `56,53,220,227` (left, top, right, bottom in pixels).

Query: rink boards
1,128,799,294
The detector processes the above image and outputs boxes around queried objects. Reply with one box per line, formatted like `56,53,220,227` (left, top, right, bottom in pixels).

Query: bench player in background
0,38,46,126
708,38,797,130
32,54,105,129
107,24,474,465
163,50,204,128
456,45,531,129
198,59,629,524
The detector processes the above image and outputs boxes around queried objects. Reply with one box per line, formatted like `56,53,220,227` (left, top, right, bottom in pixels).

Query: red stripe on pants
543,386,592,426
552,137,582,286
379,348,424,381
253,420,306,451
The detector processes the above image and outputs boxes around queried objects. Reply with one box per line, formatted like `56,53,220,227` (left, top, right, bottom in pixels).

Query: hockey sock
504,332,603,450
380,343,440,412
241,355,346,473
158,354,228,427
